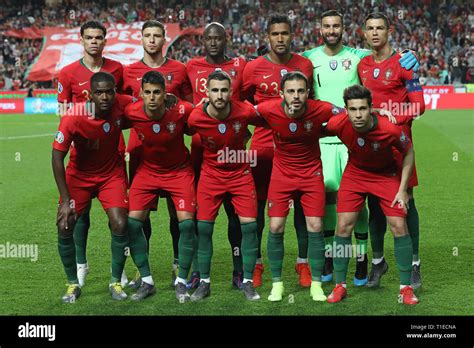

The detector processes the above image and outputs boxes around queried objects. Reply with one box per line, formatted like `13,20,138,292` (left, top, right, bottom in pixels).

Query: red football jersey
53,94,133,176
187,100,262,177
256,99,340,178
358,52,425,132
57,58,123,103
186,57,246,105
122,99,193,174
326,112,412,175
122,58,192,98
241,54,314,148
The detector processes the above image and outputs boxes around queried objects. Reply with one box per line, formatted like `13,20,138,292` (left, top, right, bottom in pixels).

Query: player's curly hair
343,85,372,106
80,21,107,37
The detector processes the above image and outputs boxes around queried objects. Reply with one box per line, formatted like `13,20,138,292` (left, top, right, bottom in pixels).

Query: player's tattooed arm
52,149,76,230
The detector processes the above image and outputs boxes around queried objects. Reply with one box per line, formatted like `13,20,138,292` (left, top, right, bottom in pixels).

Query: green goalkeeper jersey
302,45,370,143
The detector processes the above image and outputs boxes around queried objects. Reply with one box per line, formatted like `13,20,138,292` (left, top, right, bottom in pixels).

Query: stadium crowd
0,0,472,90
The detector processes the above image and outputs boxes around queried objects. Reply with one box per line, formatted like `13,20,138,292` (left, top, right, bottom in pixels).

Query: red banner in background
424,93,474,110
0,100,24,114
422,86,455,94
8,23,202,82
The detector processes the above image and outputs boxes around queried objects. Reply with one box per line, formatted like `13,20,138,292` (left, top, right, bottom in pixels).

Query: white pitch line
0,133,55,140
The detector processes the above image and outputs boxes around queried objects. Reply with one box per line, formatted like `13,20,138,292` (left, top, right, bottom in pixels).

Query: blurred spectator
0,0,471,90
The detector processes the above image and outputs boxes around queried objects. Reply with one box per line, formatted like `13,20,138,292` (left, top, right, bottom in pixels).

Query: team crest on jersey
280,69,288,77
229,69,237,78
232,121,242,133
357,137,365,147
103,122,111,133
373,68,380,79
58,82,63,94
384,69,393,80
332,105,344,114
218,123,227,134
400,131,408,146
329,59,338,70
167,122,176,133
371,141,380,151
289,122,297,133
304,120,313,132
342,58,352,71
166,73,173,82
152,123,161,134
55,131,64,144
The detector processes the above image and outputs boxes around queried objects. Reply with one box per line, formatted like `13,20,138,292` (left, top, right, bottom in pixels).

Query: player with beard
241,14,315,288
302,10,419,286
186,22,247,289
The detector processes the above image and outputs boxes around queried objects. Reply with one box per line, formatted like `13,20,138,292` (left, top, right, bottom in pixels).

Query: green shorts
321,142,348,192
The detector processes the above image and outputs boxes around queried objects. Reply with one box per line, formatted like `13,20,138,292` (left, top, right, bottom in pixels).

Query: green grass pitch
0,110,473,315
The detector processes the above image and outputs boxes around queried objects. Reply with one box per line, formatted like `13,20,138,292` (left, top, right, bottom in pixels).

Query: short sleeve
53,115,74,152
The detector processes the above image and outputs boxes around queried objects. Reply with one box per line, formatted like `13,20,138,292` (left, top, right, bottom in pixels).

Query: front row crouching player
187,71,261,302
52,72,143,302
122,71,196,302
324,85,419,305
256,72,343,302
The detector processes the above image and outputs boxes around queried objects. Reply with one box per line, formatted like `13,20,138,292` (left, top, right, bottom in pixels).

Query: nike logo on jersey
198,70,207,74
78,81,88,86
313,65,322,69
136,77,142,81
263,74,272,79
362,70,369,74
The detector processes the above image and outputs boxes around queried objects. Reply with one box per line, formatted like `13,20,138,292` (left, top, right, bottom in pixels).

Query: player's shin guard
58,236,78,283
240,222,258,280
368,196,387,259
191,220,199,273
142,217,152,253
294,200,308,259
178,219,196,280
256,200,266,259
394,235,413,286
73,213,90,264
406,199,420,262
197,221,215,279
127,217,151,278
224,201,243,273
110,232,129,283
170,216,180,262
267,231,284,282
333,235,352,283
308,232,325,281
